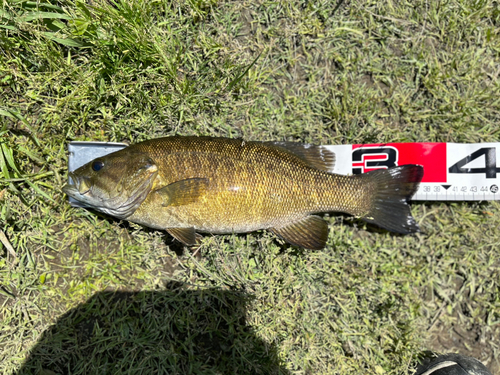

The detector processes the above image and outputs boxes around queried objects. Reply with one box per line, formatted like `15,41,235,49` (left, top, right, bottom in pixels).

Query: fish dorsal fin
270,215,329,250
263,142,336,172
156,178,209,207
166,227,199,246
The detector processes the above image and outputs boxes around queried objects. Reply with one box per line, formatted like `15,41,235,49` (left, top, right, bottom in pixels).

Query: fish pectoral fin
263,141,336,172
156,178,209,207
166,227,201,246
270,215,329,250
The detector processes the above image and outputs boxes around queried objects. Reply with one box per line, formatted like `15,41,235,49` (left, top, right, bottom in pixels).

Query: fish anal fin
263,141,336,172
156,178,208,207
166,227,200,246
270,215,329,250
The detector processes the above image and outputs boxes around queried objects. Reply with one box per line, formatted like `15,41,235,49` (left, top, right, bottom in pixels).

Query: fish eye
91,160,104,172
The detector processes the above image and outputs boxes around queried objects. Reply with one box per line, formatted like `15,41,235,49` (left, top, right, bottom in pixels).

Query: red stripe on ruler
352,143,447,183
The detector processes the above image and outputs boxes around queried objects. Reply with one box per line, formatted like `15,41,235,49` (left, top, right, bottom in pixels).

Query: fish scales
63,136,424,249
130,137,362,232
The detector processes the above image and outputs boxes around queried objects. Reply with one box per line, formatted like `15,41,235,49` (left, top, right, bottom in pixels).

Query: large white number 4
449,147,499,179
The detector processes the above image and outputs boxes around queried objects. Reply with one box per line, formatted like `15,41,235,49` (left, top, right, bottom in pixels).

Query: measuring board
67,141,500,202
326,142,500,201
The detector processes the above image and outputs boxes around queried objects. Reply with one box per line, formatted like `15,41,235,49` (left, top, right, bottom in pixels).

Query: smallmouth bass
63,136,424,249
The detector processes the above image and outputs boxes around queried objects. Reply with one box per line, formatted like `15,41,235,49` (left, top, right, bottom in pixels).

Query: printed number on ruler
325,142,500,201
444,143,500,201
448,147,499,179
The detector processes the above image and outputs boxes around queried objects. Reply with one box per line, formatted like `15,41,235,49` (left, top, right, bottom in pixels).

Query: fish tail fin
359,165,424,233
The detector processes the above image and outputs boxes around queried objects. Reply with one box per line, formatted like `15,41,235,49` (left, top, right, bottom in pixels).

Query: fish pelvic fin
166,227,201,246
271,215,329,250
359,164,424,233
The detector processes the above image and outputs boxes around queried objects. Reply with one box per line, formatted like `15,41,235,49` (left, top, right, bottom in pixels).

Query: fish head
63,151,158,218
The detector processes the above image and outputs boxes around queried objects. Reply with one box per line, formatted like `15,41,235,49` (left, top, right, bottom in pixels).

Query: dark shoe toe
415,353,492,375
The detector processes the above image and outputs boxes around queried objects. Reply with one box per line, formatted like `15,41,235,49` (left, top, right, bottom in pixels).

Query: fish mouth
62,170,157,219
63,172,88,196
62,177,97,210
62,183,78,197
63,172,90,200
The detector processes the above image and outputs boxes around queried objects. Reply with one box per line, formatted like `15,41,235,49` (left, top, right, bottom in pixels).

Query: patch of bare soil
425,274,500,375
420,264,500,374
428,320,499,374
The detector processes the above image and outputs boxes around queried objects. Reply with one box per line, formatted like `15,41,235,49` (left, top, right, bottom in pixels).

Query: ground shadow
15,283,289,375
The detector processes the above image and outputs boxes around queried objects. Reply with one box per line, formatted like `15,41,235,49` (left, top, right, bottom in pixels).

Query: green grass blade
22,2,65,12
0,107,41,148
0,143,20,176
0,145,10,180
226,51,262,92
25,180,54,203
17,145,45,165
42,32,83,47
0,108,16,120
18,12,73,22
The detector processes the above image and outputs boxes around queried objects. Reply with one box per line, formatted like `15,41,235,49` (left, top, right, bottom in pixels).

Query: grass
1,0,500,374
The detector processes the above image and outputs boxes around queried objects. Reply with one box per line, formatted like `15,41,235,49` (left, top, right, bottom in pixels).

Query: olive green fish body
63,136,423,249
128,138,363,232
